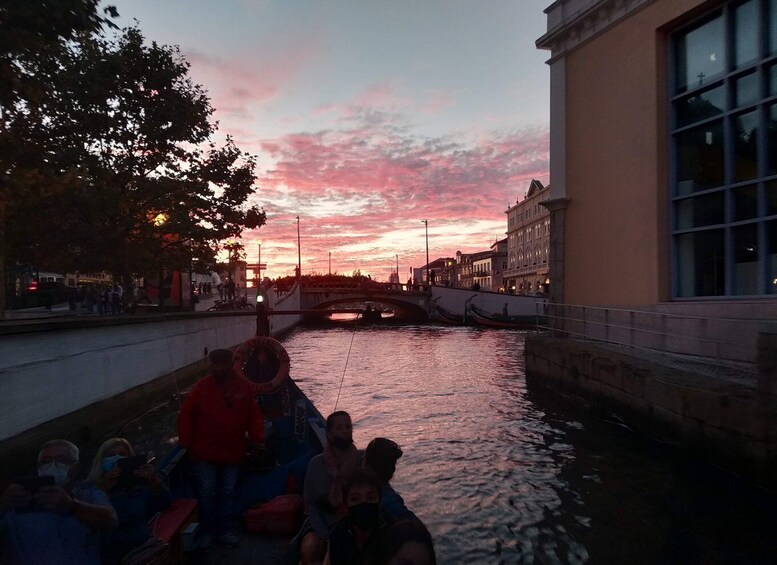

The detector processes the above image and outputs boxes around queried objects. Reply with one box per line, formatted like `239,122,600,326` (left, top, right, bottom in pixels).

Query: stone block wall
525,334,777,490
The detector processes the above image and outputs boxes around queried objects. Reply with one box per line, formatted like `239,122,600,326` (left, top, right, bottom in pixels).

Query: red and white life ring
232,336,290,394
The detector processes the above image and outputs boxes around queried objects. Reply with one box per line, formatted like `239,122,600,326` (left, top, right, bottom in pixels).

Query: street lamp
422,220,429,287
329,251,332,276
395,254,399,282
296,215,301,278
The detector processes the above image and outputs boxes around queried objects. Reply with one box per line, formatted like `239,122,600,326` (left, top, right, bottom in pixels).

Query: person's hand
0,483,31,511
33,485,72,514
101,467,120,490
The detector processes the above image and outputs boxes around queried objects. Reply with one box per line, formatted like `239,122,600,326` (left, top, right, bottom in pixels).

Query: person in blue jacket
87,438,171,564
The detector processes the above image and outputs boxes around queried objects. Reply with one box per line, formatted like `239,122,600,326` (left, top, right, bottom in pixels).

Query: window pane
767,181,777,216
770,220,777,293
676,15,725,93
735,185,758,220
735,72,759,108
768,104,777,175
734,1,758,68
676,121,724,193
677,230,725,296
771,0,777,54
676,85,725,126
734,223,759,294
676,193,725,228
734,111,759,181
771,65,777,96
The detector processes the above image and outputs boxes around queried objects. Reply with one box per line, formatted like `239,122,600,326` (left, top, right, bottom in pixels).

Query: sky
111,0,551,280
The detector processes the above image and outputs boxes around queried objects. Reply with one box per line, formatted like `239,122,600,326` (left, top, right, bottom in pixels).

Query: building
536,0,777,360
472,239,508,292
504,179,551,295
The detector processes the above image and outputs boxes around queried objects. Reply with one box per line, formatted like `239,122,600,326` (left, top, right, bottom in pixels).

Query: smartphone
13,476,55,513
116,454,149,487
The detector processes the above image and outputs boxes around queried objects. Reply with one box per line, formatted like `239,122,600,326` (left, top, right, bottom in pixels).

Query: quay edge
524,333,777,491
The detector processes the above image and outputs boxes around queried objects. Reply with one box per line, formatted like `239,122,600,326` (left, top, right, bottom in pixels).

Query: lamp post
329,251,332,276
395,254,399,285
422,219,429,287
296,215,301,278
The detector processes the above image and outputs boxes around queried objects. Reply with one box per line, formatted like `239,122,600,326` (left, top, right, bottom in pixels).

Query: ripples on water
285,324,777,564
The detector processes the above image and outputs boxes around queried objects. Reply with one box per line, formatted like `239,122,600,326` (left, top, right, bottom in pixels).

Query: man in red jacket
178,348,265,548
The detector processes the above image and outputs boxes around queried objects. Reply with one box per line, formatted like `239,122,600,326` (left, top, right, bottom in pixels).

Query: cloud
249,110,548,278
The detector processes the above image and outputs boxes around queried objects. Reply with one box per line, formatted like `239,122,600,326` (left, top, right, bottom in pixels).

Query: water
281,324,777,564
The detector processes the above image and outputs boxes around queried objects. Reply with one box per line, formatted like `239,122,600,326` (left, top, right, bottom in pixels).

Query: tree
0,0,117,316
3,25,266,299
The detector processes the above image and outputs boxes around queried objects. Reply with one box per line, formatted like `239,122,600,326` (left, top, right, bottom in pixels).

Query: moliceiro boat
468,302,537,329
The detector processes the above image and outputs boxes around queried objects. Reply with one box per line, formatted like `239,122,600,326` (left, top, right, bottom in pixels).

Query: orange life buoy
232,336,290,394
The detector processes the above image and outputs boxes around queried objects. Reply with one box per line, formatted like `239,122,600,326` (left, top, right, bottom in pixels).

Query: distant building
472,239,508,292
536,0,777,360
504,179,550,295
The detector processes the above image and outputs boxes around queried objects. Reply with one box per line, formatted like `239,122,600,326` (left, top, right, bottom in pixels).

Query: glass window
735,185,758,220
767,181,777,216
734,111,759,181
770,64,777,96
735,72,759,108
768,104,777,175
677,230,725,296
676,15,725,93
734,1,758,68
676,85,725,126
676,121,724,193
676,193,725,228
771,0,777,54
734,223,759,294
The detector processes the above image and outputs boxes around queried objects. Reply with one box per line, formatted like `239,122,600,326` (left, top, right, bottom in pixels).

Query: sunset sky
112,0,551,280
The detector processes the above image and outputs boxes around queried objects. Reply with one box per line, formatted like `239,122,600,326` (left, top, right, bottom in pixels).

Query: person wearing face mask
323,470,386,565
294,410,364,565
178,348,265,549
86,437,172,564
0,439,118,565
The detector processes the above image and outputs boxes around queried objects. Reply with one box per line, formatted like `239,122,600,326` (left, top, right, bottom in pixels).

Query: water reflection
286,324,777,563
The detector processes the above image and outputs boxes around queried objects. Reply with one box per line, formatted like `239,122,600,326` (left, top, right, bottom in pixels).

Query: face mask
348,502,380,531
38,461,72,486
102,454,126,473
331,437,353,450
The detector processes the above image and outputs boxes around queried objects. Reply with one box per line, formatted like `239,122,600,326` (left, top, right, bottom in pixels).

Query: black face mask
348,502,380,531
330,437,353,450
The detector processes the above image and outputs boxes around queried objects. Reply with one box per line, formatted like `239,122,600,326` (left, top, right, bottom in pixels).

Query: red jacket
178,373,265,465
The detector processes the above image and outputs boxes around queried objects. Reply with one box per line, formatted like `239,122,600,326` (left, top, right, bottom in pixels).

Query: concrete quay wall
524,334,777,490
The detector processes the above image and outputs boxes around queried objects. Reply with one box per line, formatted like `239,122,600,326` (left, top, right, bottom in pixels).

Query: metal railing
535,302,760,366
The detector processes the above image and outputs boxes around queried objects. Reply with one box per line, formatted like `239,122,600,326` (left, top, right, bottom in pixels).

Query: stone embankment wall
524,333,777,490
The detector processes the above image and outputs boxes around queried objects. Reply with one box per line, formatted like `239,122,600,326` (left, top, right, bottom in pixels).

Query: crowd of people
0,348,436,565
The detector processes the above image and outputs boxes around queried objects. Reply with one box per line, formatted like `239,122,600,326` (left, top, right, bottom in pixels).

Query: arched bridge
299,281,431,320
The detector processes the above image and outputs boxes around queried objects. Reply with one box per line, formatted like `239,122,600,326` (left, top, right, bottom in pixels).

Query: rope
333,316,359,412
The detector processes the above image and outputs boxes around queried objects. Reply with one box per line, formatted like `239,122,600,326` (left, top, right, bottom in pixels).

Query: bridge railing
302,281,425,292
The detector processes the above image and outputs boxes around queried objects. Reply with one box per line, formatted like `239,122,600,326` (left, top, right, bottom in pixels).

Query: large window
672,0,777,297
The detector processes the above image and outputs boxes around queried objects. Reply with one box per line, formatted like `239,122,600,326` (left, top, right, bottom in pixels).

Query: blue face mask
38,461,72,487
102,454,126,473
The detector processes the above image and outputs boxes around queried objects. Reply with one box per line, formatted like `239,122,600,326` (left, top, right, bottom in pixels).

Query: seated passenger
323,470,386,565
365,438,417,523
296,410,364,565
374,518,437,565
0,439,118,565
87,438,172,564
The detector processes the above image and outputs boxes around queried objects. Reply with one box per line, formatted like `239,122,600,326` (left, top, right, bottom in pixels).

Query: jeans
192,461,241,535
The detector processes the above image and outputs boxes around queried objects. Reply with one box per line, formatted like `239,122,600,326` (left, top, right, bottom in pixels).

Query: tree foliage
2,10,265,285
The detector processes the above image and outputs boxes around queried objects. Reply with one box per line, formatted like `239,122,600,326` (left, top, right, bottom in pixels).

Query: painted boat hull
435,304,467,325
469,303,536,329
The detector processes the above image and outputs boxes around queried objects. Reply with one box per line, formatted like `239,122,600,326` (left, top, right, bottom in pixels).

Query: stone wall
525,334,777,490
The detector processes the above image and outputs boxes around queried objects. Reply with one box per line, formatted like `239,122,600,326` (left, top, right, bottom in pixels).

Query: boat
434,303,467,325
468,302,537,329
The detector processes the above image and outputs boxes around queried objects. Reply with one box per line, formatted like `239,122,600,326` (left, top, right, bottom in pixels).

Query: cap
366,437,403,464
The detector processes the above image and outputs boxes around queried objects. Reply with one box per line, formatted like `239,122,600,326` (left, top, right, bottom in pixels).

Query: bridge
298,281,431,320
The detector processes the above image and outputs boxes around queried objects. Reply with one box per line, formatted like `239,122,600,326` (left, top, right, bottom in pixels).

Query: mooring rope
333,316,359,412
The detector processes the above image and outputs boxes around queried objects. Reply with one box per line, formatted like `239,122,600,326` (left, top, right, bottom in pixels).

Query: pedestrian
177,349,265,548
217,282,224,301
0,439,118,564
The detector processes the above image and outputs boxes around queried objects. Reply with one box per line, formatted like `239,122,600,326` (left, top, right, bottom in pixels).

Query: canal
282,323,776,564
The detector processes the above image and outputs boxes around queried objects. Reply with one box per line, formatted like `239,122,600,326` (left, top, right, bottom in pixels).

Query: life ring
233,336,290,394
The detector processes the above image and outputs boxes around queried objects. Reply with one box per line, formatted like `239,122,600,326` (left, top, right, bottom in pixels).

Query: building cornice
536,0,655,60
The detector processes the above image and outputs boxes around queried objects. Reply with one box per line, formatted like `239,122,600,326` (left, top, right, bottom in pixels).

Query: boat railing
535,302,760,367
